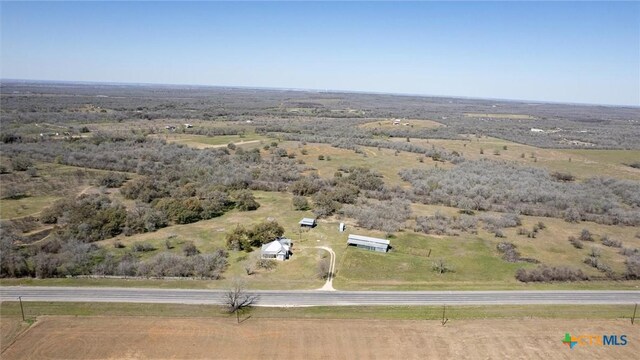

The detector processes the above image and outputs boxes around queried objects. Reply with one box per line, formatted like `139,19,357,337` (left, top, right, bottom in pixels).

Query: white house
260,238,292,261
530,128,544,133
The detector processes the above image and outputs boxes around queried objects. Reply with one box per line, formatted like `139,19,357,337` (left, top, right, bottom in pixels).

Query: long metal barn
347,234,390,252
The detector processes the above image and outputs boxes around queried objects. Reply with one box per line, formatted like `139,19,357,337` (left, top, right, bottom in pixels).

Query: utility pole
441,305,448,326
632,303,637,325
18,296,25,321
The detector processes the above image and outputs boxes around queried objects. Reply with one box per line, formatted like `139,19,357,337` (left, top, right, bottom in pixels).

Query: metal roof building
299,218,317,227
347,234,390,253
261,238,292,261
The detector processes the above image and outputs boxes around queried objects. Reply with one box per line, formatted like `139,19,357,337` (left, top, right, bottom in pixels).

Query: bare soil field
1,316,637,359
0,317,29,353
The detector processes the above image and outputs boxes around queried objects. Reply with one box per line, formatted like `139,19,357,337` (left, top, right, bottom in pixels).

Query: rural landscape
1,1,639,358
1,81,638,358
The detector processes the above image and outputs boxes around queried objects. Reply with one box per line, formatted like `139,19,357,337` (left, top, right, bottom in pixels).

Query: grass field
0,196,59,220
2,301,637,320
279,141,442,187
359,118,444,129
464,113,536,119
1,314,636,359
399,136,640,181
0,161,127,219
562,149,640,167
160,133,267,148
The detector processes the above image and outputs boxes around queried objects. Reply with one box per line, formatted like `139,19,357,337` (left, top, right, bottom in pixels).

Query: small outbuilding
299,218,317,228
260,238,292,261
347,234,390,253
339,223,346,232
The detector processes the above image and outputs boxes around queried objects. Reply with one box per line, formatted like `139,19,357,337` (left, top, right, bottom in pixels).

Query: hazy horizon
3,77,639,109
2,1,638,106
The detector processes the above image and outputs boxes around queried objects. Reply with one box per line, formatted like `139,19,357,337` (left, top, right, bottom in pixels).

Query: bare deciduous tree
224,279,258,323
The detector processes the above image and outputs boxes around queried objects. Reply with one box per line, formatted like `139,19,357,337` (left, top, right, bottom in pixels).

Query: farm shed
299,218,317,228
347,234,389,253
261,238,292,261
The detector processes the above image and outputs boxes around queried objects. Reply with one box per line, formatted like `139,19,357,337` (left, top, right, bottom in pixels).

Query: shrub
244,262,255,275
343,198,412,234
26,167,38,177
497,242,520,262
568,236,583,249
234,190,260,211
225,226,251,251
98,172,127,188
601,235,622,248
583,256,613,275
289,177,321,196
515,266,589,282
292,196,309,210
579,229,593,242
620,247,639,256
114,241,125,249
182,242,199,256
432,259,454,274
625,254,640,279
317,257,331,279
564,208,581,223
551,172,575,182
10,156,32,171
256,258,277,270
318,155,325,160
132,242,156,252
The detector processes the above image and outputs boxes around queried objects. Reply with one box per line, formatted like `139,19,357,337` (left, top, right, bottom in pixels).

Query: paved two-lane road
1,286,639,306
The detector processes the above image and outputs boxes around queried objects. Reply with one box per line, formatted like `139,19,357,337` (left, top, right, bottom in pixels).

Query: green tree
235,190,260,211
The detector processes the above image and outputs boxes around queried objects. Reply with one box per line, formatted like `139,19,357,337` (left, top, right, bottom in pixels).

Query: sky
1,1,639,106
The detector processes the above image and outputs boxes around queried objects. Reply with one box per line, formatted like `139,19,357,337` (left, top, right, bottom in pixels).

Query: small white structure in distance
299,218,317,228
260,238,292,261
339,223,346,232
347,234,389,253
184,123,193,128
530,128,544,133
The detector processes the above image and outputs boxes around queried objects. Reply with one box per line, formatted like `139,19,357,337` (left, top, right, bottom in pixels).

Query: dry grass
464,113,536,119
359,118,444,129
280,141,443,187
397,136,640,181
0,317,30,353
